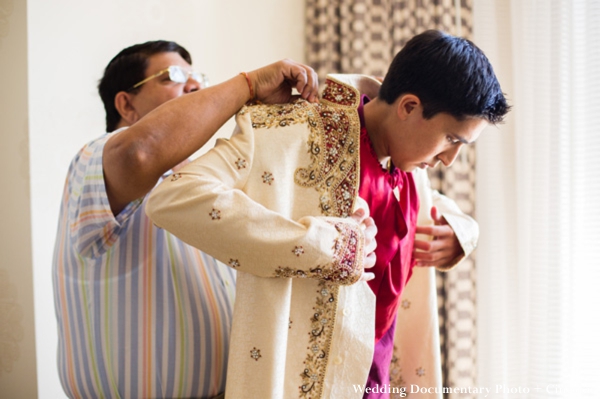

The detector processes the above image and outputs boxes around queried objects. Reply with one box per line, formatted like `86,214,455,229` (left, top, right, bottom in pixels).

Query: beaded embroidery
321,79,358,107
250,347,262,361
293,246,305,257
235,158,247,170
209,208,221,220
299,280,338,398
273,222,363,285
389,348,408,395
170,173,182,181
262,172,274,185
245,101,311,130
243,78,362,218
240,77,364,398
294,78,361,218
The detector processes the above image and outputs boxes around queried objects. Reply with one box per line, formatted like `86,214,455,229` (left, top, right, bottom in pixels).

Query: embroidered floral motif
170,173,182,181
235,158,247,169
327,221,363,284
274,266,315,279
246,101,311,130
321,79,359,107
293,246,305,257
294,80,361,217
273,221,362,285
416,367,426,377
401,299,411,309
244,80,361,219
299,281,338,398
262,172,274,185
250,347,262,361
389,347,408,395
209,208,221,220
228,259,240,268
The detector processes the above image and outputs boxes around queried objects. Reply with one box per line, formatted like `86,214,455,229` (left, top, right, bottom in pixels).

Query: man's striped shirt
52,131,236,399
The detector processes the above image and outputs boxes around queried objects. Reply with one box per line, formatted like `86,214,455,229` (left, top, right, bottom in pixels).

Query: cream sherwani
146,75,478,399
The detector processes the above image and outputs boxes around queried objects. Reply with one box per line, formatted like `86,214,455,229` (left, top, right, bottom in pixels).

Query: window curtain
305,1,479,396
474,0,600,397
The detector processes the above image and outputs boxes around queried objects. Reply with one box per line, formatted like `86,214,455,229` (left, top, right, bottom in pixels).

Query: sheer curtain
474,0,600,397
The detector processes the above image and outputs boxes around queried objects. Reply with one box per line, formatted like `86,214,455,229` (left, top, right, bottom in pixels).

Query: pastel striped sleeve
68,135,143,259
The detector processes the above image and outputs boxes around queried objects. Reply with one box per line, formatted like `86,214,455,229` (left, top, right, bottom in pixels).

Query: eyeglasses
129,65,209,90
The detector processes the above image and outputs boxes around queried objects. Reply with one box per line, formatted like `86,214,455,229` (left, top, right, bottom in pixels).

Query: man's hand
249,59,319,104
413,206,463,267
350,208,377,282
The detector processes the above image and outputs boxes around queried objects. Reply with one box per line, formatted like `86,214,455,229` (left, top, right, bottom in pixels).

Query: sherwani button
343,308,351,316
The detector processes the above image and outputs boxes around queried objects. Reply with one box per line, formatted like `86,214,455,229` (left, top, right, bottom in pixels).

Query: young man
146,30,509,398
52,40,329,399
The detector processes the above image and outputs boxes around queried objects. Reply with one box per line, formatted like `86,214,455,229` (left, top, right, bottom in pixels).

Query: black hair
98,40,192,132
379,30,509,123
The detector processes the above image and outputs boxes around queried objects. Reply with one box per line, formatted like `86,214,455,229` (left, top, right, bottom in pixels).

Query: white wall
0,0,38,397
24,1,305,397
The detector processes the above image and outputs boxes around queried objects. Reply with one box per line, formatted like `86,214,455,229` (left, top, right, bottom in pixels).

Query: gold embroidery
170,173,182,181
401,299,411,309
293,78,361,218
273,222,363,285
247,101,311,130
389,348,408,396
299,281,338,398
321,79,359,107
244,78,363,397
416,367,426,377
244,79,361,218
228,259,240,268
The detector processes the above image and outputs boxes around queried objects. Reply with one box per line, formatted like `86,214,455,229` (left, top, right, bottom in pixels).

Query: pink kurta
358,98,419,342
358,98,419,397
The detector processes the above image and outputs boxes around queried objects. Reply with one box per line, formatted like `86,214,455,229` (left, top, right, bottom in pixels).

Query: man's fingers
277,60,318,103
414,239,436,252
414,259,449,267
363,217,377,256
295,67,318,102
363,251,376,269
414,250,451,263
306,68,319,102
415,224,453,237
250,59,319,104
430,206,441,223
350,208,367,224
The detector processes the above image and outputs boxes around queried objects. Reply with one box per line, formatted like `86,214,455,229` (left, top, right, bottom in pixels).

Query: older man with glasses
51,40,322,399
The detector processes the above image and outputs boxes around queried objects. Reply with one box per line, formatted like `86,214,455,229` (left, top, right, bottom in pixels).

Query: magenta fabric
357,96,419,397
363,317,397,399
357,97,420,343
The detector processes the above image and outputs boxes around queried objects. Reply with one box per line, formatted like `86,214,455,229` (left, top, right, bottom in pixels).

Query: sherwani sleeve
145,111,365,285
430,188,479,271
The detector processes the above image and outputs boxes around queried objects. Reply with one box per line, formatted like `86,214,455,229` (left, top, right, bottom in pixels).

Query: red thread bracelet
240,72,255,100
